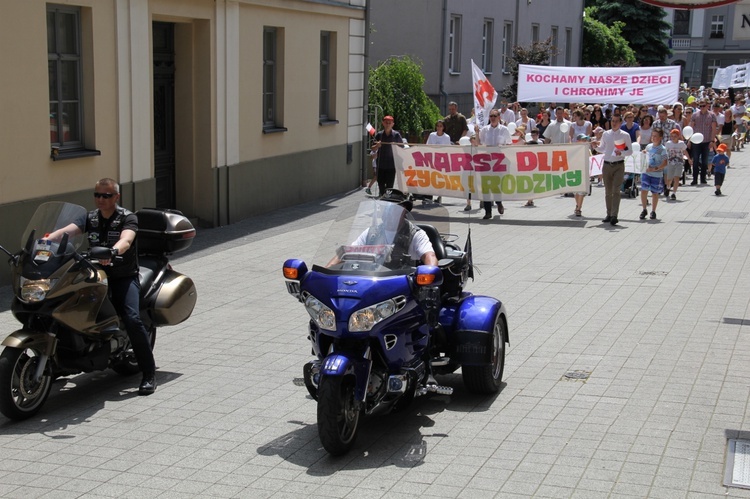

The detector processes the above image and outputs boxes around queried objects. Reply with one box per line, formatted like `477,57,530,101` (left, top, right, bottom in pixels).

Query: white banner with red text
517,65,681,104
392,143,590,201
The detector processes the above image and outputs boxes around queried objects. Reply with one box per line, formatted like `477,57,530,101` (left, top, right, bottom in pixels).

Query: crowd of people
368,86,746,224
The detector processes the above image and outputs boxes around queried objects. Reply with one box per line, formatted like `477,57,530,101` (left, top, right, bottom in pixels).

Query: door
153,22,176,209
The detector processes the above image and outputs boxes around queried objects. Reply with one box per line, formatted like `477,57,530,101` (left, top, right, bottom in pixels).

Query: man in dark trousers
371,116,404,196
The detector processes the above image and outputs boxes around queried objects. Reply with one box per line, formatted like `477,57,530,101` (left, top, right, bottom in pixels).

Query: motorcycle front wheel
462,314,506,394
0,347,53,420
317,375,361,456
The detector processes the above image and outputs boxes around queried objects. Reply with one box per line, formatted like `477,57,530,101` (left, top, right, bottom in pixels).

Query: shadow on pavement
257,375,504,474
0,370,182,433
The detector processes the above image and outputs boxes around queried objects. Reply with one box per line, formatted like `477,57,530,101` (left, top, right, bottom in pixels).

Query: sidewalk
0,146,749,498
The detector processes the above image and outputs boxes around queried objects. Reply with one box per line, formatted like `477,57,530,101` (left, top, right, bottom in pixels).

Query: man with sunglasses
689,99,717,185
88,179,157,394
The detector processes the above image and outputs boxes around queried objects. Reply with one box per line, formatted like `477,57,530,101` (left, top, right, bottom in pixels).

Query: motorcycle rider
45,178,157,395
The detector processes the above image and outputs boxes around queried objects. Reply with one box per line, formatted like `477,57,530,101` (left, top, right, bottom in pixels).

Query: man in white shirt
595,114,633,226
475,110,511,219
498,100,516,126
543,106,571,145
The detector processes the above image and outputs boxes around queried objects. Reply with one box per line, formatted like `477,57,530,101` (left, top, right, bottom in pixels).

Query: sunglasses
93,192,115,199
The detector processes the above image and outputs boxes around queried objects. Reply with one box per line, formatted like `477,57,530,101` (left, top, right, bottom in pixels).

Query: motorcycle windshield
21,202,87,260
311,198,450,275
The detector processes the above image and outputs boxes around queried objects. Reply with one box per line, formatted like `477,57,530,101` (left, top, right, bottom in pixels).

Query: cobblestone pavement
1,146,750,498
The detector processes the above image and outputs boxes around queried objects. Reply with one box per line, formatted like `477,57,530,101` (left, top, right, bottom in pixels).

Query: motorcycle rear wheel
0,347,53,420
462,314,506,394
317,375,361,456
111,327,157,376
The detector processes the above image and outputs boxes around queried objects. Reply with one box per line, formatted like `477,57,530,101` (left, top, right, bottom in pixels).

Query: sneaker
650,211,656,220
463,204,472,211
365,188,372,195
671,194,676,200
664,187,670,198
639,209,648,220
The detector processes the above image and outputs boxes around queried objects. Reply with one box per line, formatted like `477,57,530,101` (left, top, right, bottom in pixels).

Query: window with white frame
711,15,724,37
551,26,559,65
673,10,690,36
502,22,513,72
319,31,337,123
565,28,573,66
449,15,461,73
47,4,82,150
482,19,493,73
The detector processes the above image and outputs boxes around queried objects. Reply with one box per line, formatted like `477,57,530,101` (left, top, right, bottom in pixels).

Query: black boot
139,372,157,395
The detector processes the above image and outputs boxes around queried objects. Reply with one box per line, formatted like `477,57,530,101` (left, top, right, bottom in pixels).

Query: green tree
587,0,671,66
500,38,557,102
368,56,442,140
583,7,637,67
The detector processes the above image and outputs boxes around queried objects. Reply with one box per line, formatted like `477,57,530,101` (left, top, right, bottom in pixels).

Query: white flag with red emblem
472,60,498,128
365,123,376,136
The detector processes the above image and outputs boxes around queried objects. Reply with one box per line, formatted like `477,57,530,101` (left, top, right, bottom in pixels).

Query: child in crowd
641,129,668,220
664,129,687,201
711,143,729,196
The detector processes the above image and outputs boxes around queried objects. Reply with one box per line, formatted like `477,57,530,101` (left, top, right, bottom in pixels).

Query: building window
531,24,540,43
502,22,513,72
710,15,724,38
263,27,284,131
319,31,337,123
565,28,573,66
551,26,559,66
482,19,493,73
47,5,82,149
449,15,461,73
673,9,690,36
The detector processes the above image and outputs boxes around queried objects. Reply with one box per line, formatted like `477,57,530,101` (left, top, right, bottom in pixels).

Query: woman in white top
426,120,452,145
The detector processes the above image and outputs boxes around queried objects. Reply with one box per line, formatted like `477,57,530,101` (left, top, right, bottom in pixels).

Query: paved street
1,146,750,498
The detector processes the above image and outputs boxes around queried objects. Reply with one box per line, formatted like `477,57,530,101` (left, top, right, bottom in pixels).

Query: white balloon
631,142,641,153
507,122,517,133
458,136,472,146
682,126,693,140
525,133,533,142
690,132,704,144
560,122,570,133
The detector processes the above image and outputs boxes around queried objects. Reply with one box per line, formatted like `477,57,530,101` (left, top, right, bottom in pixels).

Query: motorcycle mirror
58,233,69,255
23,229,36,255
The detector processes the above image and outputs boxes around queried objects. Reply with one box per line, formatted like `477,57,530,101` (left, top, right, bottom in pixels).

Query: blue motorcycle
283,197,508,455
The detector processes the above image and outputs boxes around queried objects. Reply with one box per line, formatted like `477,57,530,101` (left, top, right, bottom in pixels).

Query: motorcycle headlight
20,278,52,303
349,296,405,332
304,293,336,331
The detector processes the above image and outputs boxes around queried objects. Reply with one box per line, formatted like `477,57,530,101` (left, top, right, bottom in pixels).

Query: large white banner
518,65,681,104
392,143,590,201
712,63,750,89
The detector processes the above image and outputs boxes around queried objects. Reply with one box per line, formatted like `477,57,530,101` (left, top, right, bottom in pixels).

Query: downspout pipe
362,0,371,188
439,0,448,113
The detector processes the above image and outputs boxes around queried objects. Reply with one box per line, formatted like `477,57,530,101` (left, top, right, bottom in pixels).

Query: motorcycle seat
138,256,162,297
417,224,468,298
416,224,447,260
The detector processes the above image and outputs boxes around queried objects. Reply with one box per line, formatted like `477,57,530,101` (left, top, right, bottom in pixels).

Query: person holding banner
595,114,632,226
371,116,404,196
476,110,511,219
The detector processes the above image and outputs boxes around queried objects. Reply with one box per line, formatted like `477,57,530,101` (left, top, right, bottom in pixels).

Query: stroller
621,152,645,198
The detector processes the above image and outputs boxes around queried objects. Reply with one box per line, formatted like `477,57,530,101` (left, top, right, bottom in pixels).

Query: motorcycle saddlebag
150,269,197,326
136,208,196,255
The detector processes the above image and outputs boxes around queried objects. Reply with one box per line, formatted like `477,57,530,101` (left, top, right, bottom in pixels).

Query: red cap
383,115,394,122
